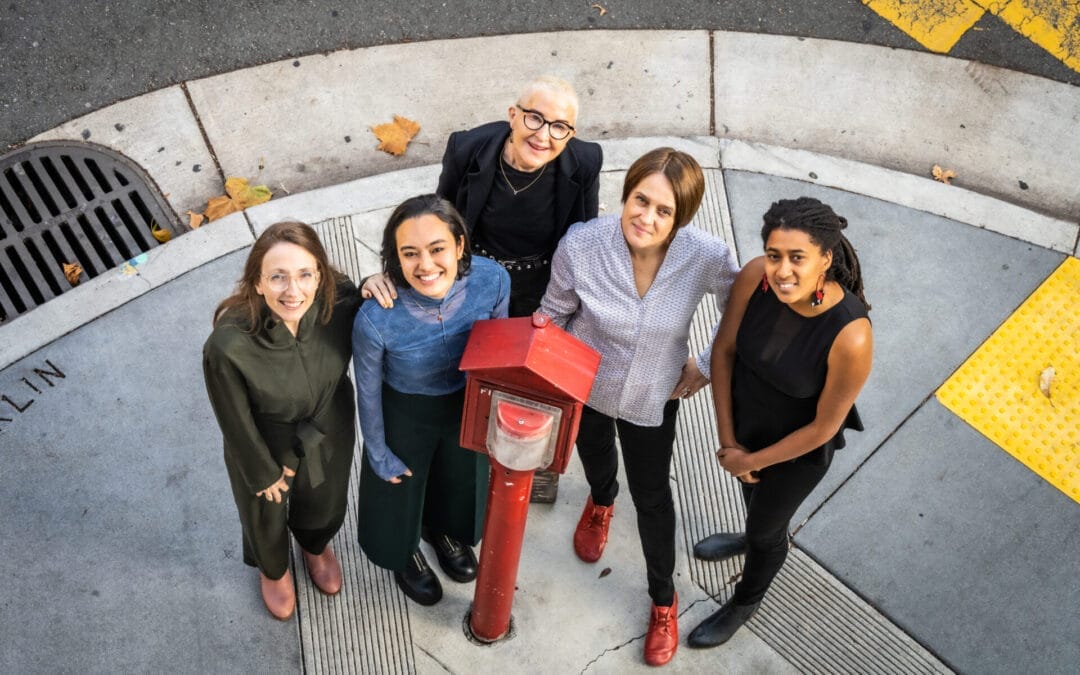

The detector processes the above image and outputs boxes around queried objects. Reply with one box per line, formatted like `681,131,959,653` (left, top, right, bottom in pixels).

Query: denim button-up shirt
541,215,739,427
352,256,510,479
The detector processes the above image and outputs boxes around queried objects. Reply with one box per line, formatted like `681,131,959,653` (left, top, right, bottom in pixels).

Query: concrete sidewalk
2,30,1078,674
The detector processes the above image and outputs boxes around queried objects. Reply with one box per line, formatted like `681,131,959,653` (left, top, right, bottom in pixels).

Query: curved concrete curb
26,30,1080,221
2,135,1075,371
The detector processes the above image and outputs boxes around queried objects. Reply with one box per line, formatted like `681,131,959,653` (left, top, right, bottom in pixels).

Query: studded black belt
474,245,551,272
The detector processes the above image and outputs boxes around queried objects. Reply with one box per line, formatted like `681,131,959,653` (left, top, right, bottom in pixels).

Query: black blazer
436,121,603,246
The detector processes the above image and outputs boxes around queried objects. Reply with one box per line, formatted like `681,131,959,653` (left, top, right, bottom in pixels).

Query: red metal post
468,457,535,642
468,401,553,643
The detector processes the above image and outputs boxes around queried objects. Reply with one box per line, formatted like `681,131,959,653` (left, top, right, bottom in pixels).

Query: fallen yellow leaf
1039,366,1055,400
62,262,83,286
932,164,956,184
186,210,206,229
206,177,273,221
371,115,420,156
151,222,172,243
591,2,608,16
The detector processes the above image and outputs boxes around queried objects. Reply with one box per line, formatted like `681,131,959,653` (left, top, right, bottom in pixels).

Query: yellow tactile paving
937,256,1080,504
864,0,986,52
974,0,1080,73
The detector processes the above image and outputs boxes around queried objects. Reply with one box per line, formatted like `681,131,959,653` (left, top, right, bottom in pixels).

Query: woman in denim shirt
352,194,510,606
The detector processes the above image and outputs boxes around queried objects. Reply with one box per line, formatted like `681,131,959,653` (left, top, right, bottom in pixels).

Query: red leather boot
644,593,678,666
573,495,614,562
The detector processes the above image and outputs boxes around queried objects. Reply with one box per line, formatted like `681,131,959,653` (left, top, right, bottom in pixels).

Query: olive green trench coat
203,278,361,577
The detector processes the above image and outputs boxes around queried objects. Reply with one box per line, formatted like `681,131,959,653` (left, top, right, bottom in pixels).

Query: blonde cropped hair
516,75,580,120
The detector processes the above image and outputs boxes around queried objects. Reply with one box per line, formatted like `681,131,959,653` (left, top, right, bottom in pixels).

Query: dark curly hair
761,197,870,311
380,194,472,288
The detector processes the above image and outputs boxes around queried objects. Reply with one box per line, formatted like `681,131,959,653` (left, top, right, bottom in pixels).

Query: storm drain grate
0,141,184,323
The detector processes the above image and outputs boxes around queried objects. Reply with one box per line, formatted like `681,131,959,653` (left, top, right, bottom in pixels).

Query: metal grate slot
40,156,78,209
0,141,184,323
84,157,112,194
21,161,60,218
94,206,135,260
61,154,94,201
2,167,41,226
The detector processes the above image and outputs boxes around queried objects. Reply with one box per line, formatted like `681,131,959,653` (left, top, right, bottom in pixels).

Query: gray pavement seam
179,81,226,191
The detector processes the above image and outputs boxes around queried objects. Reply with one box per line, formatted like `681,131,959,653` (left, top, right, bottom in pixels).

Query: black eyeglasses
516,105,575,140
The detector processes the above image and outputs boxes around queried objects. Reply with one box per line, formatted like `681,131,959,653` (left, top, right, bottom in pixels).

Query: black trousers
576,400,680,606
733,454,831,605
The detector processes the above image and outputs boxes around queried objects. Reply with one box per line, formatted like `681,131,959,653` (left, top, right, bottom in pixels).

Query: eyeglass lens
522,111,572,140
266,271,318,291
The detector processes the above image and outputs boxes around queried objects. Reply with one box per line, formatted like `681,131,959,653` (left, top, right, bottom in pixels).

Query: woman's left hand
716,446,759,478
669,358,709,400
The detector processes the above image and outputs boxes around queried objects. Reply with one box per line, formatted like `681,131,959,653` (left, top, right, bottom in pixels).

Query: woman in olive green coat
203,221,361,620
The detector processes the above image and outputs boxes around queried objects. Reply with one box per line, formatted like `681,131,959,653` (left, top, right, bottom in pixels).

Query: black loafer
687,597,760,648
693,532,748,562
394,550,443,606
430,533,478,583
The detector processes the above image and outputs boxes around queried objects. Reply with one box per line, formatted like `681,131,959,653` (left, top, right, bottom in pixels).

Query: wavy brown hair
213,221,339,331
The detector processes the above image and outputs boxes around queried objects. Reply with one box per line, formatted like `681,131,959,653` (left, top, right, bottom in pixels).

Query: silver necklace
406,290,458,322
406,291,442,321
500,154,547,196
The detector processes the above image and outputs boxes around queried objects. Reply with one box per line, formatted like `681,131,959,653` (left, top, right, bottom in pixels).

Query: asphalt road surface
2,0,1078,151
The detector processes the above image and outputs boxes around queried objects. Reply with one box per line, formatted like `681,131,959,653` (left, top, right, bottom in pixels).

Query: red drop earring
811,275,825,307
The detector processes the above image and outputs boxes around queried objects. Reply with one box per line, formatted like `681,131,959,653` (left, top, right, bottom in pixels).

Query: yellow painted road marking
937,257,1080,505
864,0,1080,74
974,1,1080,73
864,0,986,52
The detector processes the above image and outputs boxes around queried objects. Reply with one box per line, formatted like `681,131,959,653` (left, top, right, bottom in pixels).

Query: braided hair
761,197,870,311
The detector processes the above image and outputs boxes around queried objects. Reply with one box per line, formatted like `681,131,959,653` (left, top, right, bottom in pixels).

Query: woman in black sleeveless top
687,197,873,648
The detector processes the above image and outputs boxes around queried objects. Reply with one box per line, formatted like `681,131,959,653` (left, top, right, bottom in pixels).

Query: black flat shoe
693,532,748,562
394,550,443,606
687,597,760,648
429,533,478,583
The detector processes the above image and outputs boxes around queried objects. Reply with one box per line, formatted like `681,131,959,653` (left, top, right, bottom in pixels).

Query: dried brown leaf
371,115,421,156
63,262,83,286
186,210,206,229
1039,366,1055,400
932,164,956,184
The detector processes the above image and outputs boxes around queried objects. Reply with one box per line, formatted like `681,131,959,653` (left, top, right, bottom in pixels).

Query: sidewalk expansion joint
794,391,936,535
180,81,226,188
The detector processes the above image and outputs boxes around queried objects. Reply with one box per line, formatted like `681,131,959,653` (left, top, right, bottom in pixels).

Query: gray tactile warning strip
314,216,366,283
674,170,951,674
759,552,949,674
291,214,417,674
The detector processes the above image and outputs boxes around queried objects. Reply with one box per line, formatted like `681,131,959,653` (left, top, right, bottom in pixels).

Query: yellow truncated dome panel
937,256,1080,504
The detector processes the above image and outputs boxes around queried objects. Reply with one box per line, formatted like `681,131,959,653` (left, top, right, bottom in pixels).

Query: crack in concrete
578,599,712,673
416,644,454,674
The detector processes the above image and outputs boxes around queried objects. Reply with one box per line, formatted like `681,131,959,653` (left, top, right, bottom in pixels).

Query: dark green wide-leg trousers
226,432,355,580
356,386,489,572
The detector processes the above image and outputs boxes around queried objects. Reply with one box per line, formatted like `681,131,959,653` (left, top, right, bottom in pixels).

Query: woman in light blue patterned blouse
352,194,510,607
541,148,739,667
